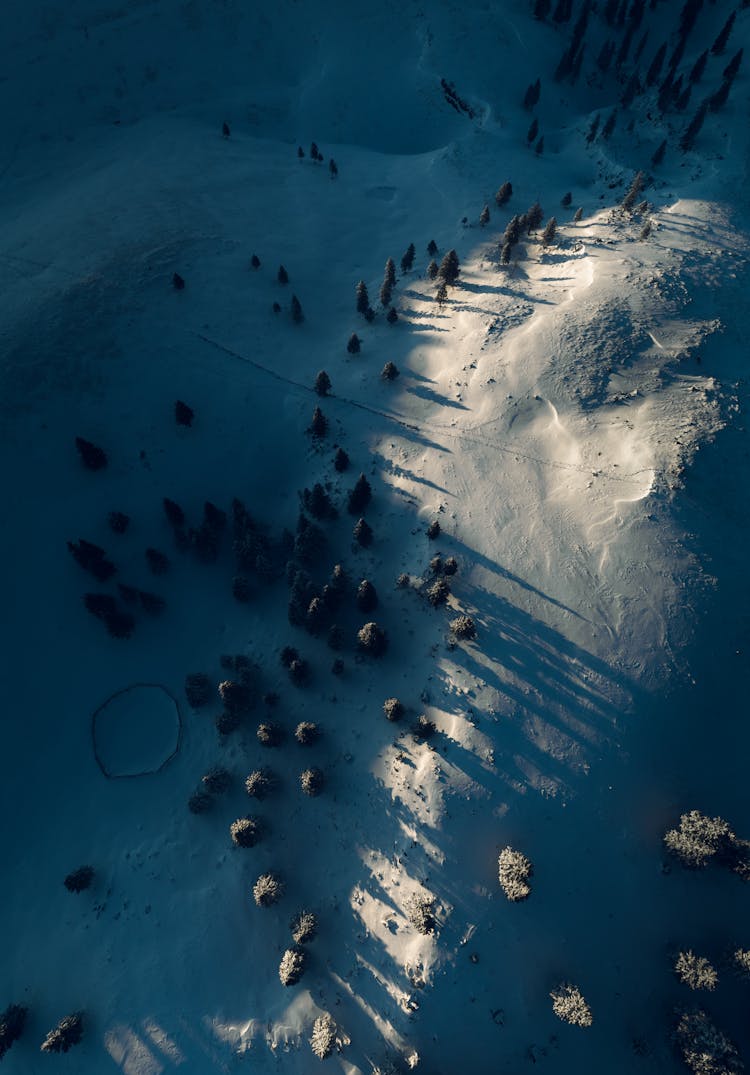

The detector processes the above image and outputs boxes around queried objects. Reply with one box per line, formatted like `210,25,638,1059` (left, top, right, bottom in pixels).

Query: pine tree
297,146,304,159
527,117,539,143
479,204,490,226
64,865,95,893
503,215,523,246
278,265,289,284
427,259,439,279
427,239,438,256
348,473,372,513
541,217,557,245
381,361,399,381
353,516,373,546
561,191,572,207
41,1013,84,1053
384,256,397,288
379,279,392,307
711,12,735,55
310,141,320,160
347,332,360,354
573,207,583,222
310,406,327,436
291,294,304,323
525,201,544,233
621,170,645,211
251,253,261,268
400,243,416,273
314,370,331,396
437,248,460,285
356,280,370,314
334,446,349,471
495,181,512,207
172,271,185,290
500,242,512,264
436,281,448,305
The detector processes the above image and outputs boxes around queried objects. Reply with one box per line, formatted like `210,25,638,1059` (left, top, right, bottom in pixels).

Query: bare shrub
310,1012,337,1059
406,892,436,935
383,697,404,722
291,910,318,944
674,1009,742,1075
230,817,262,847
498,847,533,901
675,951,719,991
300,767,325,796
550,984,593,1027
253,872,285,907
279,946,306,986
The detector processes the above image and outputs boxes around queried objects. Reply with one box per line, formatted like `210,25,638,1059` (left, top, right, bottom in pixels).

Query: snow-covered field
2,1,749,1072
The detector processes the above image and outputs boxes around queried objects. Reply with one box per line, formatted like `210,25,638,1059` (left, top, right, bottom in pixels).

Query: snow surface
1,1,750,1073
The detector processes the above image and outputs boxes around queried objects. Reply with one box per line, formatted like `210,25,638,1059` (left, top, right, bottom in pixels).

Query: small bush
291,910,318,944
202,767,231,794
406,892,436,934
40,1013,84,1053
310,1012,337,1060
0,1004,27,1061
450,615,476,640
357,621,387,656
245,767,278,799
279,946,307,986
230,817,262,847
257,722,284,747
75,436,107,470
185,672,212,708
550,984,592,1027
674,1009,742,1075
295,721,320,745
381,361,399,381
253,872,285,907
188,790,213,814
63,866,94,893
498,847,533,901
413,714,436,740
300,767,325,796
353,517,373,547
383,697,404,722
675,951,719,991
426,578,450,607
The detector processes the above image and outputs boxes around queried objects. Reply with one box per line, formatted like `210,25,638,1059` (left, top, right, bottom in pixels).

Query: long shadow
405,384,469,411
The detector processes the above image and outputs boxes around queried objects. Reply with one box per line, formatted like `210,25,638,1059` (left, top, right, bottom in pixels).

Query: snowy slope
1,1,750,1073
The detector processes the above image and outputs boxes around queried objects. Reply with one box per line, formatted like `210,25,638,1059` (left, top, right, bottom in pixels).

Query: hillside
1,2,749,1073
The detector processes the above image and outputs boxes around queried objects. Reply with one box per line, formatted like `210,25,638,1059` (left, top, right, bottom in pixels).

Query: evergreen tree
494,181,512,206
657,71,674,112
400,243,416,273
503,215,523,246
348,473,372,513
427,239,438,256
500,242,512,264
278,265,289,284
675,84,692,111
314,370,331,396
41,1014,84,1053
310,141,320,160
379,279,392,307
436,281,448,305
541,217,557,245
604,0,618,24
353,516,373,546
297,146,304,159
356,280,370,315
525,201,544,233
290,294,304,323
561,191,572,207
621,170,645,211
334,446,349,471
310,406,327,436
347,332,360,354
384,256,397,288
479,204,490,226
621,72,641,107
573,206,583,222
711,12,735,55
0,1004,27,1062
437,248,460,285
527,117,539,143
381,361,399,381
427,259,439,279
251,253,261,268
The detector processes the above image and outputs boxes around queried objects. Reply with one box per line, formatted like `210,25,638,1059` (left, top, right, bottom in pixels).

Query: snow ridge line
193,331,653,486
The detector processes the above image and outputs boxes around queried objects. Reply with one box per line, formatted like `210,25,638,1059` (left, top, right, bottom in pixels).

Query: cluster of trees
1,1006,85,1058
